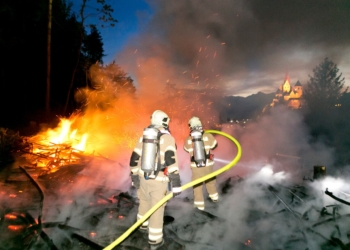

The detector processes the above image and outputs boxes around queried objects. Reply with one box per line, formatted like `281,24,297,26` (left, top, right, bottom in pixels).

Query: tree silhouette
64,0,118,115
82,25,105,65
0,0,110,129
0,0,51,128
303,58,348,110
303,58,349,167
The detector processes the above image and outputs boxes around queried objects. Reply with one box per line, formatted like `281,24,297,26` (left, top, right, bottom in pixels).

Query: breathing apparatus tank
141,127,160,179
191,129,206,167
188,116,206,167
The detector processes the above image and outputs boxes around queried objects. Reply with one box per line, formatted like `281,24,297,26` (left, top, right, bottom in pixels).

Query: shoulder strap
156,128,171,173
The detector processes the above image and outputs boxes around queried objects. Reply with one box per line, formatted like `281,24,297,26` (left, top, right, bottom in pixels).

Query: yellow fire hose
103,129,242,250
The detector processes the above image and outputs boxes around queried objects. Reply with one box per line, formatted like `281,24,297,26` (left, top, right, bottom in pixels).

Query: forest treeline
0,0,120,129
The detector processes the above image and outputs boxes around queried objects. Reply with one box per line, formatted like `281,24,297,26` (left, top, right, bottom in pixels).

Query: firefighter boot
149,239,164,250
209,193,219,203
139,225,148,233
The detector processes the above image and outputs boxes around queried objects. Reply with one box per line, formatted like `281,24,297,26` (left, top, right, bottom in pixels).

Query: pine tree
303,58,348,110
82,25,105,65
303,58,349,167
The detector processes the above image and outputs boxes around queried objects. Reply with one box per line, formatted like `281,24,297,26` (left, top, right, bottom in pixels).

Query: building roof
295,80,302,86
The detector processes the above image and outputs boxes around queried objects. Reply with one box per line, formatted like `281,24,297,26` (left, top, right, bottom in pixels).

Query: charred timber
325,188,350,206
267,185,300,219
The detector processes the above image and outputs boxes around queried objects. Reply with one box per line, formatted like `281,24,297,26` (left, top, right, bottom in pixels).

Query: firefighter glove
130,173,140,189
169,173,182,196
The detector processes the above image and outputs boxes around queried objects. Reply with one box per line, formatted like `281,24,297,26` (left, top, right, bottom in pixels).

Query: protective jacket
184,131,218,210
129,126,180,245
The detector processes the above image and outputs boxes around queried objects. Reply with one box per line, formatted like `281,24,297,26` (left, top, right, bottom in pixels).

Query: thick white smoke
166,165,350,249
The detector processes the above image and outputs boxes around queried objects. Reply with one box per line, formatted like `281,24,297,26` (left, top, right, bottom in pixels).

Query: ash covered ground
1,155,350,250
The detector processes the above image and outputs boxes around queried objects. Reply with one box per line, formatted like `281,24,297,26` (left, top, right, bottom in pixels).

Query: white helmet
151,110,170,127
188,116,202,129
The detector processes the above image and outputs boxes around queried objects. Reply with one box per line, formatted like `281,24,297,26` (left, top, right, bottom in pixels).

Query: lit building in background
270,73,304,109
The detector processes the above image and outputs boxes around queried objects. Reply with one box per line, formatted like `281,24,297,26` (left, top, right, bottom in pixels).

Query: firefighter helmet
188,116,202,129
151,110,170,127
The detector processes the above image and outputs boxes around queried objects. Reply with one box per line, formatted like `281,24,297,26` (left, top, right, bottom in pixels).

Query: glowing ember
8,225,25,231
5,214,17,220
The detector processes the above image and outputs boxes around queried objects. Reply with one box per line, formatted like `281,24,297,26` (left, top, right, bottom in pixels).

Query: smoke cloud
116,0,350,96
215,106,335,179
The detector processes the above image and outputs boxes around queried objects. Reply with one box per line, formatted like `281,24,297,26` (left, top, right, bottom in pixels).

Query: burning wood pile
18,118,92,172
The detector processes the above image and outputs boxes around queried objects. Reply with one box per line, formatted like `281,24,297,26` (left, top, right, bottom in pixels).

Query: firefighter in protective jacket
184,116,218,211
129,110,181,249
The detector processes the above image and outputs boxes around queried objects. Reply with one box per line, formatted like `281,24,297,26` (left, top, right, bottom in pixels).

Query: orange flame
34,117,88,153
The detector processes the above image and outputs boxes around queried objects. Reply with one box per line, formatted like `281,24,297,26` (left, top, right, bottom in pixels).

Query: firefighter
184,116,219,211
129,110,181,249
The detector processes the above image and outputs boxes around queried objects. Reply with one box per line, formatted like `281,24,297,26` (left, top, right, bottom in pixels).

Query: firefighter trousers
137,177,168,244
191,165,218,210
